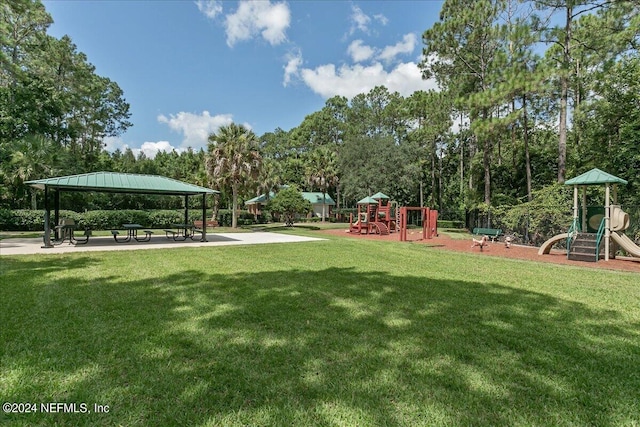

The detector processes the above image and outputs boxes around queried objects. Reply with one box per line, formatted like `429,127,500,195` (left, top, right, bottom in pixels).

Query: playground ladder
567,233,600,262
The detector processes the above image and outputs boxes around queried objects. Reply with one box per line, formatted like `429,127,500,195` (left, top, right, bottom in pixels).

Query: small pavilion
26,172,219,248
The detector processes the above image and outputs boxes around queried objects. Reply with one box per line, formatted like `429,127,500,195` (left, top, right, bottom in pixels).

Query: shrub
494,184,573,244
437,220,464,229
0,209,214,231
265,187,312,226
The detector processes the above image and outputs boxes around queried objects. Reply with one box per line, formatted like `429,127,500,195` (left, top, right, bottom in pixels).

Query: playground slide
610,231,640,258
538,233,569,255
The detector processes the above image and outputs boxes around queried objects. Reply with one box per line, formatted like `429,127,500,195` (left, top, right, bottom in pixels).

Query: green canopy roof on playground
371,192,390,199
357,196,378,204
564,168,628,186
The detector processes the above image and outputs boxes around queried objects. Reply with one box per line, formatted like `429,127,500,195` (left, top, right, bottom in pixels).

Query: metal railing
566,217,580,258
595,217,606,261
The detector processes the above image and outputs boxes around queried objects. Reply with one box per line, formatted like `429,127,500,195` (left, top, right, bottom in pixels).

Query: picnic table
49,218,90,245
165,223,204,241
112,224,153,243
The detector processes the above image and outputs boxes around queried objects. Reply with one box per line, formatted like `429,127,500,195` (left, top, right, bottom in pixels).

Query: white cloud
348,5,387,36
283,49,303,86
378,33,417,62
138,141,179,159
373,14,388,26
103,136,127,153
349,5,371,35
347,40,375,63
225,0,290,47
157,111,234,149
299,61,437,99
195,0,223,19
101,137,179,159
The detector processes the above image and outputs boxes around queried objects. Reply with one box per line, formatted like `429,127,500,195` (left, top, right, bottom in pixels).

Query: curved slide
611,231,640,257
538,233,569,255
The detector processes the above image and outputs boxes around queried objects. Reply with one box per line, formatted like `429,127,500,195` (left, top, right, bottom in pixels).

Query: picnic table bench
111,225,153,243
472,227,503,242
164,225,205,241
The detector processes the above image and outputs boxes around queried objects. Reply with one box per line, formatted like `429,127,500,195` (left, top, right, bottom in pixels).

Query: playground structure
538,168,640,262
348,192,438,241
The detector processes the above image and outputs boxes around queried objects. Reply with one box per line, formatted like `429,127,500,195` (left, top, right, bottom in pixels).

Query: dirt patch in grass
320,227,640,273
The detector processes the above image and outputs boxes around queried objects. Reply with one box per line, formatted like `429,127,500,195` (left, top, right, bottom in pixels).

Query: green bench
472,227,503,242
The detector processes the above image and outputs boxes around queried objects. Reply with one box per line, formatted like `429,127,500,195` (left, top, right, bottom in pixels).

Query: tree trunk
558,4,571,184
523,95,532,202
482,110,491,206
431,143,437,207
322,195,326,223
459,116,464,198
232,186,238,228
211,194,219,222
438,146,443,211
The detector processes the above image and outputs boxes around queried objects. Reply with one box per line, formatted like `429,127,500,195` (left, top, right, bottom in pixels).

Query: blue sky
44,1,443,157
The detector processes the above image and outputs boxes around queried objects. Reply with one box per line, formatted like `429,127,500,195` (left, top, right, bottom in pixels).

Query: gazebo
26,172,219,248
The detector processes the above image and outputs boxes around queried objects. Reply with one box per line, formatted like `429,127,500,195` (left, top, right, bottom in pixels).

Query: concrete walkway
0,232,325,256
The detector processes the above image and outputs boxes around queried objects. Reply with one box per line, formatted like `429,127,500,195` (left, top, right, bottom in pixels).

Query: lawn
1,235,639,426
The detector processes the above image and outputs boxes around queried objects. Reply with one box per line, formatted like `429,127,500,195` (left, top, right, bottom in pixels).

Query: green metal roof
357,196,378,205
245,191,275,205
245,191,335,206
26,172,219,195
303,192,336,205
564,168,628,186
371,192,390,199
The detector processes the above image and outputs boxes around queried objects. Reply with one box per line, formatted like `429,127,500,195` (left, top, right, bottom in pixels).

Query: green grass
1,235,639,426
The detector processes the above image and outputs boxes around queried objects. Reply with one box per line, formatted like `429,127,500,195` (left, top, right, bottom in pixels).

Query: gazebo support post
54,189,60,234
42,186,53,248
581,186,587,231
605,183,611,261
201,193,207,242
184,194,189,225
573,185,579,225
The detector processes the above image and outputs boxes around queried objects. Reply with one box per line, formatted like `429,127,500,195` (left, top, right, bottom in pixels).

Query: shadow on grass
1,264,639,426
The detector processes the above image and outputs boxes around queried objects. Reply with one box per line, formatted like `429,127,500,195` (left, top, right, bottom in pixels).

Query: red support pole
399,207,407,241
424,207,430,239
431,209,438,237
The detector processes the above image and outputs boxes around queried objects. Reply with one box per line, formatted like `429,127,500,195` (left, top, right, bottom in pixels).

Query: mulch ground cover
320,228,640,273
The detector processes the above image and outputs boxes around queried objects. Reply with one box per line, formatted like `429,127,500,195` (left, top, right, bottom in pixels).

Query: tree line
1,0,639,237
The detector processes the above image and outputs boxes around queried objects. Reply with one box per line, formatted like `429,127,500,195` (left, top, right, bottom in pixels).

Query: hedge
0,210,220,231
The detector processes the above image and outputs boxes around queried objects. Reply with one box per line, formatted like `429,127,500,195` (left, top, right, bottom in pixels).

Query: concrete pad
0,232,325,256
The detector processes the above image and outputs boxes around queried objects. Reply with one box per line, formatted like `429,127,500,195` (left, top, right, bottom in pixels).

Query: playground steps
372,221,390,235
568,233,600,262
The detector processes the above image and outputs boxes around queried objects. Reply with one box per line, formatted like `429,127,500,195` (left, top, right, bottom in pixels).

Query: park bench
472,227,503,242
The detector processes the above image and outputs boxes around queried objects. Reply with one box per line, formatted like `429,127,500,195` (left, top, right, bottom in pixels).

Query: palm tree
205,123,262,228
305,145,338,222
9,134,63,209
255,157,282,219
